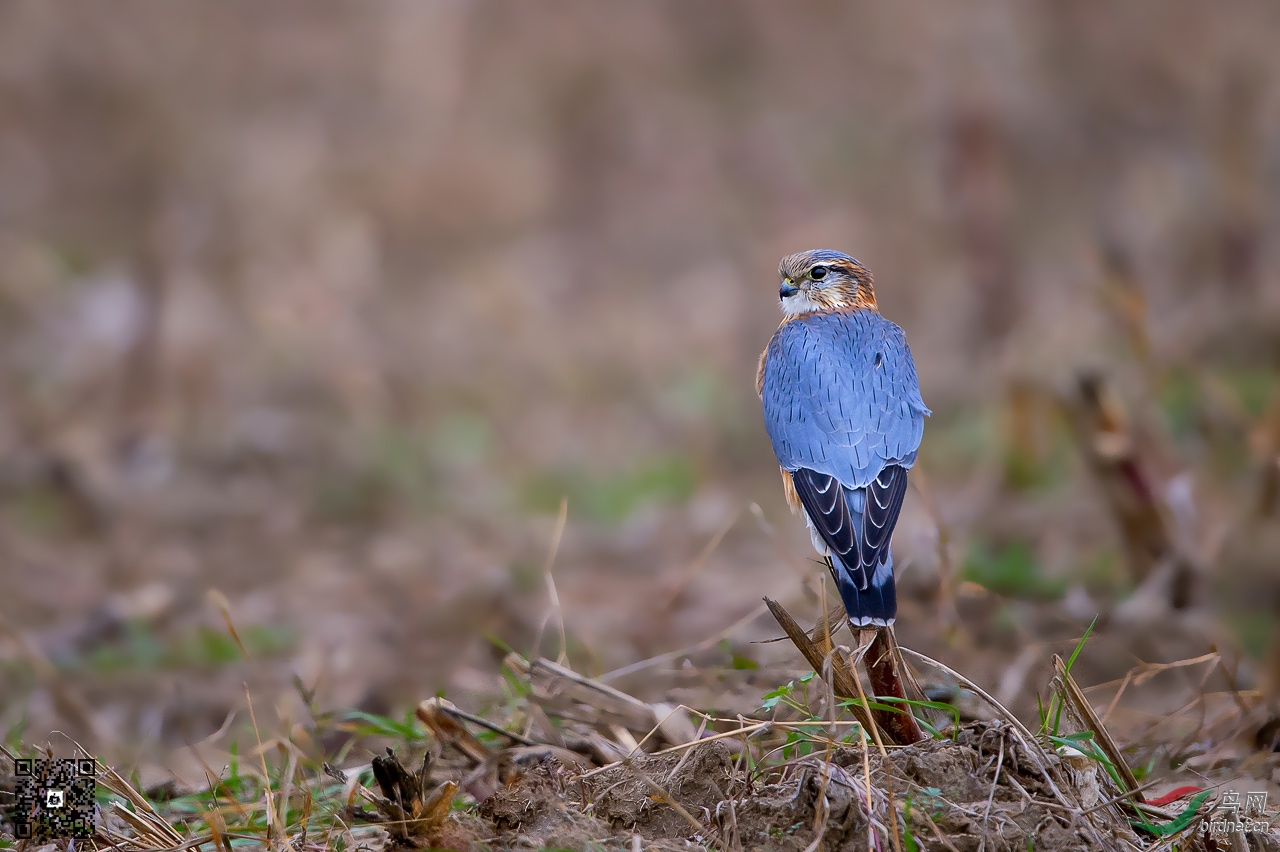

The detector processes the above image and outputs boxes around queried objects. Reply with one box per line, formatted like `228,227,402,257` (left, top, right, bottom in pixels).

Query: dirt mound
455,722,1160,851
586,739,734,837
475,752,613,850
475,748,711,850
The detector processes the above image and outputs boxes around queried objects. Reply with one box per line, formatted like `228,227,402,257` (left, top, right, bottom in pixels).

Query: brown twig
1052,654,1142,802
367,748,458,841
599,602,769,682
864,627,925,746
845,654,903,852
762,598,875,735
509,654,685,738
415,698,495,766
897,647,1039,746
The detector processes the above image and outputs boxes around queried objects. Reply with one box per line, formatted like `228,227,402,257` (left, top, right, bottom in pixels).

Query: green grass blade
1130,790,1212,836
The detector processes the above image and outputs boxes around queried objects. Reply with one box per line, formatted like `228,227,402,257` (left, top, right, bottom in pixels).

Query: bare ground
414,726,1274,851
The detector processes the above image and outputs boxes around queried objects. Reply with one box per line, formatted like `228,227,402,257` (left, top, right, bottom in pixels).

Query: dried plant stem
1052,654,1142,801
243,682,281,841
764,597,923,746
864,627,925,746
846,654,903,852
762,598,875,734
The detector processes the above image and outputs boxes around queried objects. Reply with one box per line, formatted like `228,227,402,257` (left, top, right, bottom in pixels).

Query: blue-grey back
761,310,929,488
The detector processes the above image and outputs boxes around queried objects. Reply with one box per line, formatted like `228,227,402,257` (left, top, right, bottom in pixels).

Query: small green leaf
760,681,795,711
1052,731,1096,743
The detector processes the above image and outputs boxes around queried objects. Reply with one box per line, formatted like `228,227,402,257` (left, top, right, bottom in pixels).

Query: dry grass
4,615,1272,851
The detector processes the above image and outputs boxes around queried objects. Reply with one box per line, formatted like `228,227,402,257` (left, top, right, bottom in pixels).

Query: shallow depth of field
1,3,1279,850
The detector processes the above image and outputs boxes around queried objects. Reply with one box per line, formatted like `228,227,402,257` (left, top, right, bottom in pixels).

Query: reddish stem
865,628,925,745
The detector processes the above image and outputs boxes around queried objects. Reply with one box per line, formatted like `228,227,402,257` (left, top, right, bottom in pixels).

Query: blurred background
1,1,1278,788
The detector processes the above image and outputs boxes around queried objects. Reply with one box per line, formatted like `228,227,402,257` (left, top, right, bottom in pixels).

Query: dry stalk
844,651,903,852
577,719,773,781
898,647,1038,745
599,602,769,683
96,759,186,849
863,627,925,745
506,653,696,746
206,804,233,852
425,697,536,747
415,698,495,766
766,596,923,745
978,734,1004,852
367,749,457,842
1052,654,1142,801
920,810,963,852
762,598,874,734
242,682,282,842
532,495,570,664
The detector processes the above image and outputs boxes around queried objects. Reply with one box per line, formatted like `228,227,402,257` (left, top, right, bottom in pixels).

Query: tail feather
791,466,907,627
833,553,897,626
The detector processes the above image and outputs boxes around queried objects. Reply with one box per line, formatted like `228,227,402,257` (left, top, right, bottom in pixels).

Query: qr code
13,758,97,840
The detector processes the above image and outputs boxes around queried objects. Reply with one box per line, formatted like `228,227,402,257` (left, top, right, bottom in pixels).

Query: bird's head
776,249,877,317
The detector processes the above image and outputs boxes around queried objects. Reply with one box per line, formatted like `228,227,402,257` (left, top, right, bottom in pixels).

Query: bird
757,249,929,628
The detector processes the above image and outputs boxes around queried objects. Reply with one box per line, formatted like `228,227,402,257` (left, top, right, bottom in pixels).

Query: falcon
757,250,929,627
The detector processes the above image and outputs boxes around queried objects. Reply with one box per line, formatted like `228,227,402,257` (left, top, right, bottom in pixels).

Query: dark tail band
832,555,897,627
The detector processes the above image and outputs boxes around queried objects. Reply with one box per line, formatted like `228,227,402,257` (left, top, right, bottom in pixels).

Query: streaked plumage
758,250,929,626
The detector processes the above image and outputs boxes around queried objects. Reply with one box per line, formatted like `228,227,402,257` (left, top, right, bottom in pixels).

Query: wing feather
860,464,908,570
791,468,858,567
792,464,909,592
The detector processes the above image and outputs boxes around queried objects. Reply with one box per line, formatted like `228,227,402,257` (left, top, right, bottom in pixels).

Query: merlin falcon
757,250,929,627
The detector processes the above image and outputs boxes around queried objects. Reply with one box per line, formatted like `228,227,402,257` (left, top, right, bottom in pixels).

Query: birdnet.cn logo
1200,791,1271,836
12,757,98,840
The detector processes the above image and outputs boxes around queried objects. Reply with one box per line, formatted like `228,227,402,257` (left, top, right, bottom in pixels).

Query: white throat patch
780,291,823,316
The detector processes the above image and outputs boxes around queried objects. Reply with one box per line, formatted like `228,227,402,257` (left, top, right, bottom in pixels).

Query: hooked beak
779,279,799,299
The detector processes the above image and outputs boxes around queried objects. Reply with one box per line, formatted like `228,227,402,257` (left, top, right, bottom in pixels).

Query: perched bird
758,250,929,627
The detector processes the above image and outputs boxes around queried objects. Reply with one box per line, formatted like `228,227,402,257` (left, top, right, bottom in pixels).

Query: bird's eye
809,266,828,281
